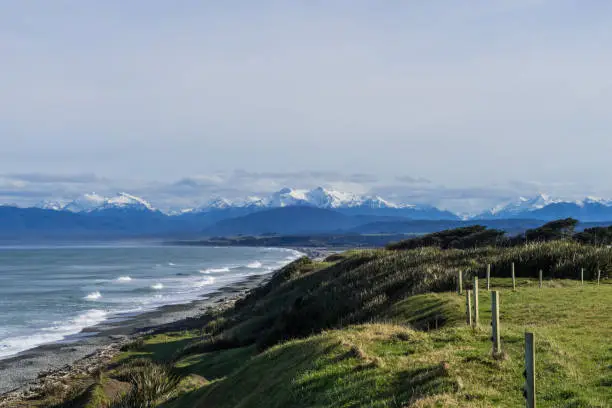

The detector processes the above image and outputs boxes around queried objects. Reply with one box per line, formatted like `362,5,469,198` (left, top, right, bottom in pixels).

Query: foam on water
200,267,230,274
247,261,263,269
0,246,305,360
0,309,108,358
84,291,102,300
194,277,216,287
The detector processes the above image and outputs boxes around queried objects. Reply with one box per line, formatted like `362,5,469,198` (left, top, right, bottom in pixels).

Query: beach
0,271,270,403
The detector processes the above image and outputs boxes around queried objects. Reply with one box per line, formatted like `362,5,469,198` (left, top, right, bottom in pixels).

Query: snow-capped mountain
187,187,458,220
101,193,155,211
477,194,562,219
265,187,362,208
196,187,406,211
62,193,107,212
58,193,155,213
266,188,310,207
476,194,612,221
581,196,612,207
35,200,67,211
202,197,234,210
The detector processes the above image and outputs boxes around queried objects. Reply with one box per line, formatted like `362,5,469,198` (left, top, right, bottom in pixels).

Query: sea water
0,244,301,359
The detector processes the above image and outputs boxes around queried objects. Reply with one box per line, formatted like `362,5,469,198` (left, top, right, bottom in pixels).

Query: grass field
12,243,612,408
157,280,612,407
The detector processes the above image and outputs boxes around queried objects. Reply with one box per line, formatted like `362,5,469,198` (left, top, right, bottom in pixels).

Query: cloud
4,173,103,184
172,175,226,188
1,1,612,197
395,176,431,184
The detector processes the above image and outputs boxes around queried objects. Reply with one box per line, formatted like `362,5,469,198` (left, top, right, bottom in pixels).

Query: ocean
0,244,301,359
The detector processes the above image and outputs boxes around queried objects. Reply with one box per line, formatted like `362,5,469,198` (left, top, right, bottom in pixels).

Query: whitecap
84,291,102,300
151,283,164,290
116,276,132,282
195,277,216,287
168,262,176,266
0,309,108,359
200,267,230,274
247,261,263,269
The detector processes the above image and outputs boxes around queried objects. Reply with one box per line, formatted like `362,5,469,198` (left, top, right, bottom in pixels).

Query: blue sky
2,1,612,212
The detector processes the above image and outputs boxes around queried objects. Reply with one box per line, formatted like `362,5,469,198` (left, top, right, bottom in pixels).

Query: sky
2,1,612,213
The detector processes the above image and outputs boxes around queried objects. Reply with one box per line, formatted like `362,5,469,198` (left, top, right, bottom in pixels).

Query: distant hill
0,206,195,240
351,218,547,235
336,206,460,220
201,206,396,236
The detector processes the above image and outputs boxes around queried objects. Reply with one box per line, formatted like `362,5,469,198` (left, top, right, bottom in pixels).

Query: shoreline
0,271,272,400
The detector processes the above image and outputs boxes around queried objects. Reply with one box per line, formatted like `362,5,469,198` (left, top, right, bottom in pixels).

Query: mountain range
2,189,612,241
33,188,459,220
29,189,612,221
475,194,612,222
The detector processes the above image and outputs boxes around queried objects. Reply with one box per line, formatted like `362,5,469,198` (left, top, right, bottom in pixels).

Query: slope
19,242,612,408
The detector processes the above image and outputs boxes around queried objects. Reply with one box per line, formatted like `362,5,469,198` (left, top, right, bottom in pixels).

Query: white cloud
1,2,611,200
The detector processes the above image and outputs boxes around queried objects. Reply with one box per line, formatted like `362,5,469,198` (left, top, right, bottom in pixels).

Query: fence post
487,264,491,291
466,291,472,326
492,291,501,355
581,268,584,286
512,262,516,291
473,277,479,328
539,270,543,289
524,332,536,408
598,269,601,285
458,270,463,295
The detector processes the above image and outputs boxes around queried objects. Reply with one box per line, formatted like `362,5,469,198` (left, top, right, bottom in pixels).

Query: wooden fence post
598,269,601,285
524,332,536,408
486,264,491,291
458,270,463,295
492,291,501,355
466,291,472,326
473,277,479,328
539,270,543,289
512,262,516,291
581,268,584,286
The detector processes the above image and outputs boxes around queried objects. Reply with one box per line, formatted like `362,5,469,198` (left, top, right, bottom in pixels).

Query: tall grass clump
471,241,612,280
111,359,180,408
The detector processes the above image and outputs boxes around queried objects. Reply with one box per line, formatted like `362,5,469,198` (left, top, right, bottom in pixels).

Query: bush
574,225,612,245
386,226,490,250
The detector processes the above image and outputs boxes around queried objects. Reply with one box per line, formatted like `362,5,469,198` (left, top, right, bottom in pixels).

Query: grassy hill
20,242,612,407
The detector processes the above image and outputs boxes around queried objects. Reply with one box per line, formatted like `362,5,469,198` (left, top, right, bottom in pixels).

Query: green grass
158,280,610,408
16,243,612,407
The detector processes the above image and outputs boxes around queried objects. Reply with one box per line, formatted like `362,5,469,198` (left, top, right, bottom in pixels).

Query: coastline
0,270,272,401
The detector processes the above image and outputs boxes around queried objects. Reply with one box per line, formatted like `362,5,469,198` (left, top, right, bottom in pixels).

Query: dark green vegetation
13,239,612,407
386,225,507,250
575,224,612,245
172,233,415,249
387,218,609,250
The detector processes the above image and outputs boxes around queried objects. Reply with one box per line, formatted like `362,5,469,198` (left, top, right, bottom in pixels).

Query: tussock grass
110,361,180,408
